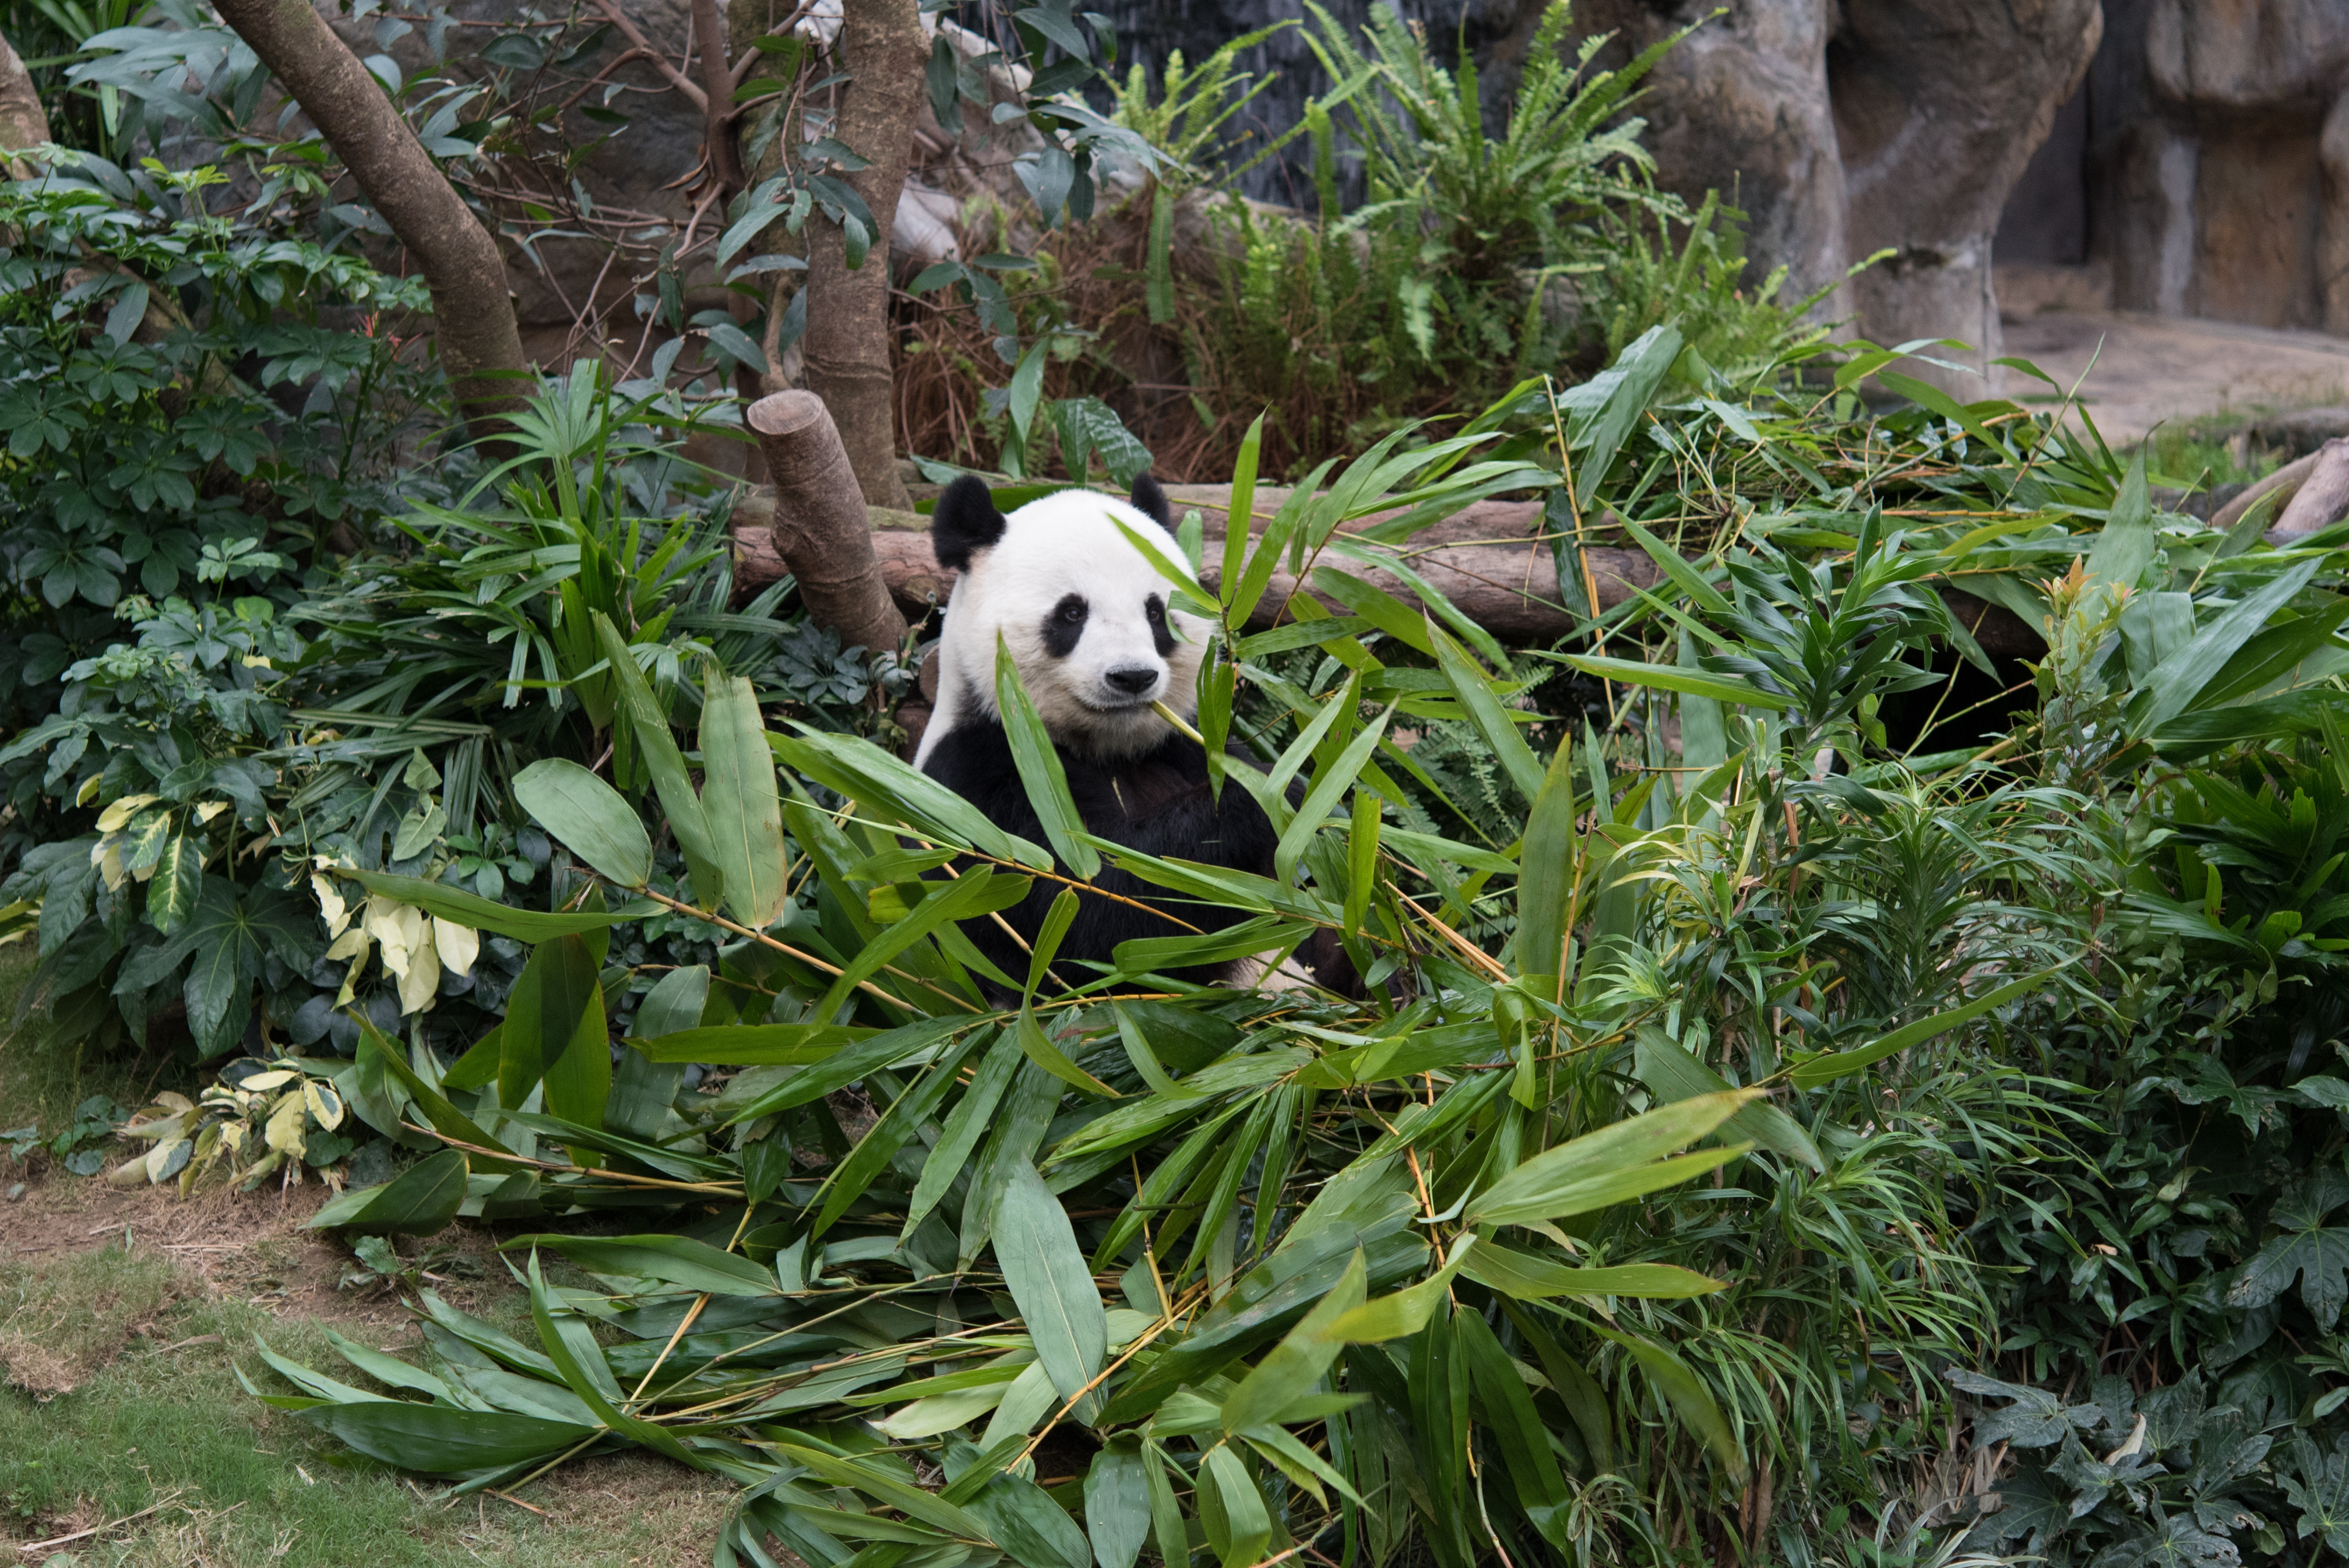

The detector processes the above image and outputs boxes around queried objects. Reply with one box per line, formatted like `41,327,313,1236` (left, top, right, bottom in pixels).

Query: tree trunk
0,30,48,178
802,0,923,512
210,0,528,436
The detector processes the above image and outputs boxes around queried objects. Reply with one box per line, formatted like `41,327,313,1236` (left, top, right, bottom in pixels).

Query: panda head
920,473,1210,763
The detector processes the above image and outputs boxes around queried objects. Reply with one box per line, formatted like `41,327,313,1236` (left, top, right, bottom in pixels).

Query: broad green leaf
349,871,635,942
903,1028,1019,1241
1459,1243,1725,1301
992,1158,1108,1405
700,671,790,928
966,1468,1093,1568
1455,1306,1570,1547
1427,620,1544,802
293,1398,593,1475
1563,653,1774,709
811,867,1024,1018
1558,325,1681,510
525,1253,700,1467
813,1029,989,1237
1221,1249,1365,1432
1227,463,1333,628
307,1148,467,1235
2126,557,2325,734
499,934,601,1115
996,635,1102,880
1462,1092,1756,1228
1592,1324,1745,1479
354,1017,529,1174
1515,737,1577,992
1146,1446,1187,1568
1311,565,1434,655
513,759,651,887
1084,1443,1151,1568
724,1017,970,1125
1018,1005,1121,1098
1274,703,1393,886
1874,369,2018,461
1108,517,1221,619
1329,1236,1475,1342
504,1233,777,1297
1200,1442,1272,1568
776,1444,995,1541
1026,890,1080,996
1110,915,1308,977
625,1022,869,1065
2083,446,2156,593
2227,1174,2349,1329
593,613,725,907
773,727,1052,869
632,964,710,1038
1633,1026,1822,1170
1788,971,2056,1088
1111,1003,1181,1095
1618,517,1732,616
1220,415,1263,602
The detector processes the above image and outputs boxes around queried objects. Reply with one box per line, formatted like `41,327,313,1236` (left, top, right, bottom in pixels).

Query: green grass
2139,407,2299,495
0,947,735,1565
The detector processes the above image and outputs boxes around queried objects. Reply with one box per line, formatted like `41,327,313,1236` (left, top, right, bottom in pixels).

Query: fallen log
2211,450,2319,531
2274,438,2349,538
729,483,2044,658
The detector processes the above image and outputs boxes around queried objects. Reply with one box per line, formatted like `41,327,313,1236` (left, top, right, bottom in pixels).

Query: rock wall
1572,0,2100,396
387,1,2122,392
1996,0,2349,335
1102,0,2103,394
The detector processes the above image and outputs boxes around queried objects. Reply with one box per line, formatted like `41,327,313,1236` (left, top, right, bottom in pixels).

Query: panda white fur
917,473,1351,992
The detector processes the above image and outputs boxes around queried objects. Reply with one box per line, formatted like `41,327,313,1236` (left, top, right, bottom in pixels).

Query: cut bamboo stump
742,392,908,656
728,480,2045,658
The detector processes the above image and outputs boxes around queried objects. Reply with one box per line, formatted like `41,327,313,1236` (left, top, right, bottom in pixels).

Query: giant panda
915,472,1350,993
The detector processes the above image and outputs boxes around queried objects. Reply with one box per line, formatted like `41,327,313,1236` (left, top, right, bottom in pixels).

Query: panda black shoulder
920,710,1017,801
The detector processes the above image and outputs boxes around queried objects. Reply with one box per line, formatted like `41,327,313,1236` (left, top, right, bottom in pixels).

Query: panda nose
1104,667,1159,696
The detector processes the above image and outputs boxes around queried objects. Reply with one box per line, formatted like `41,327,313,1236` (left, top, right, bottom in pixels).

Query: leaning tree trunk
802,0,924,512
210,0,528,436
0,30,48,178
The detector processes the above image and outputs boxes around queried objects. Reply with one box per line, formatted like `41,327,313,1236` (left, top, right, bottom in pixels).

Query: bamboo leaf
1427,619,1544,802
1633,1026,1822,1170
513,760,651,887
1788,971,2057,1087
992,1158,1108,1405
504,1233,779,1296
996,636,1102,880
1564,653,1775,709
307,1148,467,1236
591,613,726,907
700,670,790,928
1462,1093,1756,1228
349,871,635,942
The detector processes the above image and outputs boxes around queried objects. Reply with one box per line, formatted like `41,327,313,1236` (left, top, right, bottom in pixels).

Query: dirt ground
2000,307,2349,446
0,1149,734,1566
0,1157,514,1375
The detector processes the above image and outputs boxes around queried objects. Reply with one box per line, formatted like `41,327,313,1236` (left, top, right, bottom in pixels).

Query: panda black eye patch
1041,593,1089,657
1144,594,1174,656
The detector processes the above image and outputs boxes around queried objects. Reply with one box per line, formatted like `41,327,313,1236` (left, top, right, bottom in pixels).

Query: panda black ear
931,475,1005,572
1129,471,1172,531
